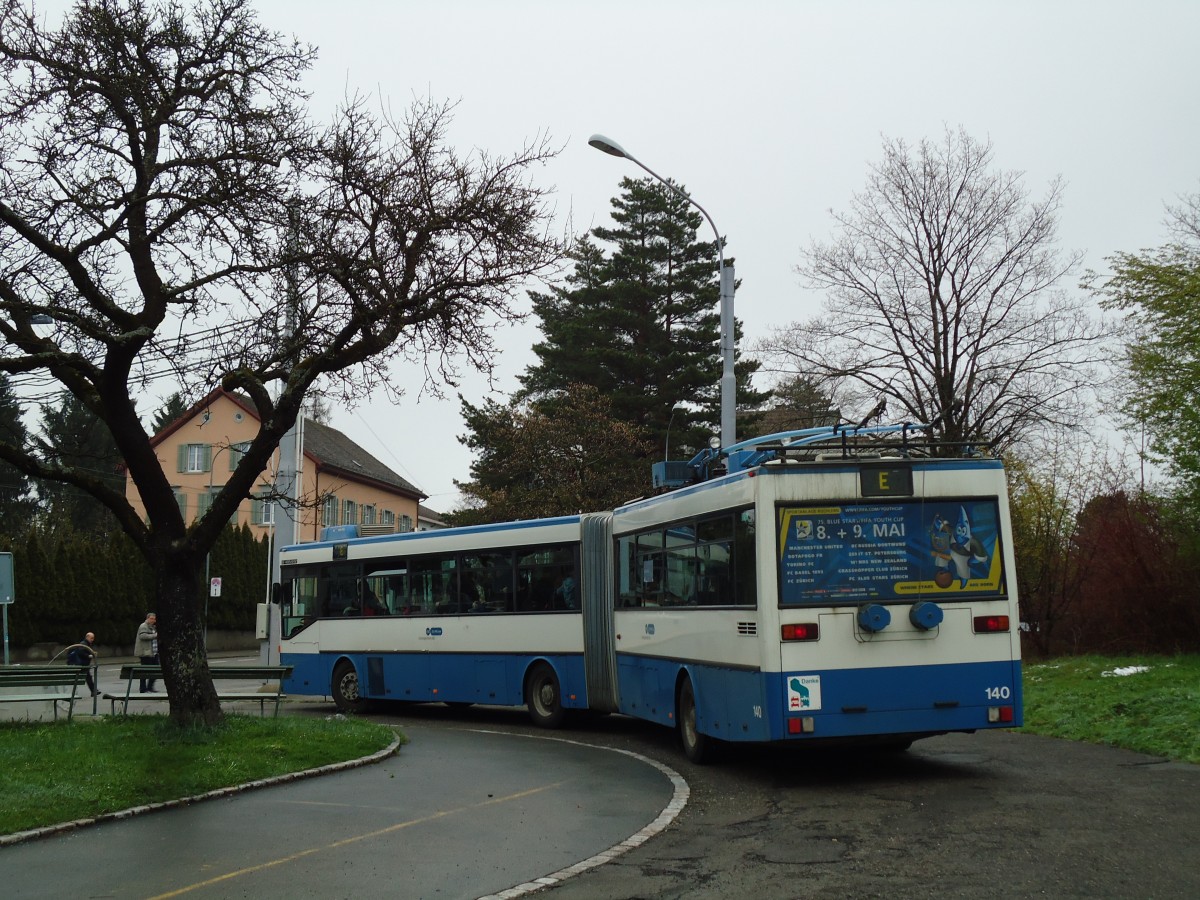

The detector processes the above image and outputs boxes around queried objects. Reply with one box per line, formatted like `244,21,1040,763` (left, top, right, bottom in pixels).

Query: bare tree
757,128,1109,452
754,373,842,435
1007,436,1136,656
0,0,563,724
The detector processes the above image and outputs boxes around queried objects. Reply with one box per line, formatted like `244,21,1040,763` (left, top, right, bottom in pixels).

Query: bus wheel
331,660,365,714
526,662,566,728
678,677,712,764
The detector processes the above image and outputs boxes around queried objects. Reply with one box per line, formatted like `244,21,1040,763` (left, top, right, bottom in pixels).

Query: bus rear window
777,499,1005,605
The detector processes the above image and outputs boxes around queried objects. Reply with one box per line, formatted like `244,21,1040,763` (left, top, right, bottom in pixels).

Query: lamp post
202,442,229,651
665,401,688,464
588,134,737,449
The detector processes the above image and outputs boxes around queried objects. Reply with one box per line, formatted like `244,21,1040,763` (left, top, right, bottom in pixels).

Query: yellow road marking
145,781,565,899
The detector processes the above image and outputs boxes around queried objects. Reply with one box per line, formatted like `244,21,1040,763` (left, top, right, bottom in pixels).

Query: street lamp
588,134,737,448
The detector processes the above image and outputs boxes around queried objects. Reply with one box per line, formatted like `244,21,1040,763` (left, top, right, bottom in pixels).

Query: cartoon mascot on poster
930,507,989,589
949,506,989,587
929,512,954,588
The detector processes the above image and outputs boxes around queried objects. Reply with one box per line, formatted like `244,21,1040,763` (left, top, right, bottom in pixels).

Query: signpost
0,552,14,666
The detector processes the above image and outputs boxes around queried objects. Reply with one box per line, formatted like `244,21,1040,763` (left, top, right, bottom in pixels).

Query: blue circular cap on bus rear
909,600,944,631
857,603,891,632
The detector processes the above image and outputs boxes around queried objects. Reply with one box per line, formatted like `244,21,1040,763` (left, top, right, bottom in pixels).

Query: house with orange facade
126,389,429,542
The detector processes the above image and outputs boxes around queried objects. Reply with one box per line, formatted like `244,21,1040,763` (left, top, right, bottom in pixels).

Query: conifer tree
0,373,34,531
520,176,766,460
36,392,125,535
150,393,189,435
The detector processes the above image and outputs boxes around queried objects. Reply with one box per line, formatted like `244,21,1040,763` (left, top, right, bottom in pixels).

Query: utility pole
262,198,303,665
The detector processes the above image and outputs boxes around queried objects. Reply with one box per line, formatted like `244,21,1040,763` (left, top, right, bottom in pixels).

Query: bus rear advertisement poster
777,499,1005,604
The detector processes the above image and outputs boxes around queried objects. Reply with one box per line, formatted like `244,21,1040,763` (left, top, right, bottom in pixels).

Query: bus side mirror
271,583,283,604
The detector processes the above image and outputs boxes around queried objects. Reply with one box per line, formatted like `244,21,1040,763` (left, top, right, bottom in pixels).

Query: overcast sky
254,0,1200,513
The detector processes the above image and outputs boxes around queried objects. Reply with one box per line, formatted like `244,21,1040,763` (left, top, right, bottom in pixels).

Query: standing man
135,612,159,693
67,631,98,696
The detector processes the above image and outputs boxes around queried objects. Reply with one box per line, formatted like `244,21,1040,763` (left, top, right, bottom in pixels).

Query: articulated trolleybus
276,421,1022,762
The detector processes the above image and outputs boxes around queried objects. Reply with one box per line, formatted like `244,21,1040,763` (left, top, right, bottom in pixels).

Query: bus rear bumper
768,659,1023,741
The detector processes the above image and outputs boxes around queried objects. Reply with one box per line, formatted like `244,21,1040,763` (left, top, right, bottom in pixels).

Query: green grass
1020,654,1200,764
0,714,400,836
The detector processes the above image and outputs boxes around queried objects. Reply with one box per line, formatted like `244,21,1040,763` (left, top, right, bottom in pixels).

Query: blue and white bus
275,423,1022,761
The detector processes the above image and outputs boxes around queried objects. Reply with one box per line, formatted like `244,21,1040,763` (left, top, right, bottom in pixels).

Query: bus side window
319,583,335,617
361,582,386,616
632,529,665,605
734,509,757,607
527,572,554,610
516,545,574,612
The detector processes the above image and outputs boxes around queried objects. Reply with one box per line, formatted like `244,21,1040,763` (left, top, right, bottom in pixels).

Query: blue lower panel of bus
617,654,1023,744
283,651,589,709
765,659,1024,741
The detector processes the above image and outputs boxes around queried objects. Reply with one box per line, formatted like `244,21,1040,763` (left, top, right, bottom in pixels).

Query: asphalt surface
346,701,1200,900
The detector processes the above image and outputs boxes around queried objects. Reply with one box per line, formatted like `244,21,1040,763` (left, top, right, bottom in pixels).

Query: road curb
0,731,403,848
469,730,690,900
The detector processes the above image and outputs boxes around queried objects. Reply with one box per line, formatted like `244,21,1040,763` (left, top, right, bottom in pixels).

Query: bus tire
331,660,365,714
526,662,566,728
678,676,713,764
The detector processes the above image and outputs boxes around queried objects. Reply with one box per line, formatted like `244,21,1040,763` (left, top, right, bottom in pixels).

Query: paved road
348,702,1200,900
1,721,678,900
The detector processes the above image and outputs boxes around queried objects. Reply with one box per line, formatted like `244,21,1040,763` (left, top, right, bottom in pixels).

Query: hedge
0,523,268,649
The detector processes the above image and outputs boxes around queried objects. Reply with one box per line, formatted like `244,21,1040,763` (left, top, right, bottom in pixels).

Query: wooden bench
0,666,87,721
104,664,293,717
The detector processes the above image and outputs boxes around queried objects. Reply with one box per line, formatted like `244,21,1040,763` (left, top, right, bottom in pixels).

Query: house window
178,443,212,473
362,504,377,525
322,494,339,527
400,514,413,533
197,485,221,520
382,510,395,527
172,488,187,519
252,489,275,526
342,499,357,526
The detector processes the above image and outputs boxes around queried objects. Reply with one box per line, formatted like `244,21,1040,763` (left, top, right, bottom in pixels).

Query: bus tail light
988,706,1015,723
781,623,820,642
973,614,1010,634
787,716,816,734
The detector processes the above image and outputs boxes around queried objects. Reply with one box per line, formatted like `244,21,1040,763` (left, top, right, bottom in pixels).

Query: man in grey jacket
134,612,158,692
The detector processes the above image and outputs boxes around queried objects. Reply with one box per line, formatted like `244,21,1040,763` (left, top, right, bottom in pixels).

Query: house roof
303,418,425,500
151,387,260,446
154,388,425,501
418,504,447,526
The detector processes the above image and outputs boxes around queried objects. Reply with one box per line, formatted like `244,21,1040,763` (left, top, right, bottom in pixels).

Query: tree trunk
155,554,223,727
